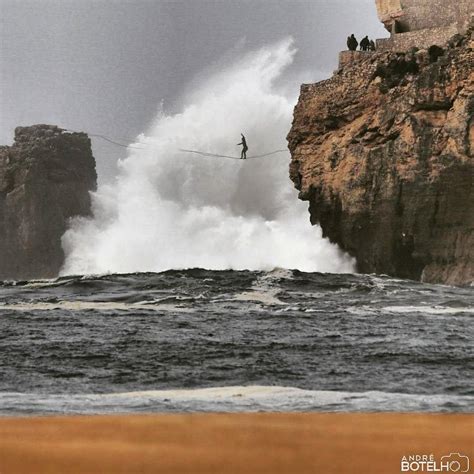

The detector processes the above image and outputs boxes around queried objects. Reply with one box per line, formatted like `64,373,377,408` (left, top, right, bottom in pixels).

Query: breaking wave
2,386,473,414
61,39,354,275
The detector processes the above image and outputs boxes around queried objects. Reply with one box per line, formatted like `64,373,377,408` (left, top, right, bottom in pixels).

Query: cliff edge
287,29,473,285
0,125,96,280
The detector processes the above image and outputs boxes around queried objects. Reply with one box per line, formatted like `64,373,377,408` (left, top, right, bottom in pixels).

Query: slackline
63,129,146,150
88,133,146,150
179,149,288,160
62,130,287,158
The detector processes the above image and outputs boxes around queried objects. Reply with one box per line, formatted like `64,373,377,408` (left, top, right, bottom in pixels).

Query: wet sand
0,413,472,473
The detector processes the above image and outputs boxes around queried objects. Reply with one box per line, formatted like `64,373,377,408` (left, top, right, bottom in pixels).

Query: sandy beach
0,413,472,473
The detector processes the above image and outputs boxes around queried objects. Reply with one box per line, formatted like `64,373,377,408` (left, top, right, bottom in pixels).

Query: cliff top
13,124,88,144
1,124,93,168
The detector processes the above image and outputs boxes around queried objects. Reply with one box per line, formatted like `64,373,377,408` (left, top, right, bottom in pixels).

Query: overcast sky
1,0,386,181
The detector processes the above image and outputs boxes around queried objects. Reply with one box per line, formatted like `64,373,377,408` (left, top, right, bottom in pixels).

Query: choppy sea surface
0,269,472,415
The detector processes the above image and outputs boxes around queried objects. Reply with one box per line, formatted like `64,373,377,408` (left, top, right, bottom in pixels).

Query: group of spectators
347,34,376,52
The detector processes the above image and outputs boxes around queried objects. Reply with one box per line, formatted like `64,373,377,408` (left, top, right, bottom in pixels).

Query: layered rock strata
288,29,473,285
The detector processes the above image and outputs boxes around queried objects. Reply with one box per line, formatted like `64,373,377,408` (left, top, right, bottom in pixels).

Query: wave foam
382,306,474,315
0,301,190,313
61,39,354,275
1,386,472,415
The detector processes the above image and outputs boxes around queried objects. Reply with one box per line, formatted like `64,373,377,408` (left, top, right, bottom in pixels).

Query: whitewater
61,39,354,275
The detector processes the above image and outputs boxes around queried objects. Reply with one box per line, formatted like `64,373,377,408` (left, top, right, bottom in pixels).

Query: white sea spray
61,39,354,275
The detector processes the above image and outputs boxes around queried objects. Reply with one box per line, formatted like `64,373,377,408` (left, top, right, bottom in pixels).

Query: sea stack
287,3,473,285
0,125,96,280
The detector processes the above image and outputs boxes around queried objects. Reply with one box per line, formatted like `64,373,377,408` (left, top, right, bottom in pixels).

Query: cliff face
288,30,473,285
0,125,96,280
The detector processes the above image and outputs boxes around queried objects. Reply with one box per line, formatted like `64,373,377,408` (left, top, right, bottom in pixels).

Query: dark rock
448,33,465,48
374,54,420,90
428,45,445,63
0,125,97,280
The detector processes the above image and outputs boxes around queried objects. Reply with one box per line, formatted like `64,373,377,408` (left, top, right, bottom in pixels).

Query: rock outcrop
0,125,96,280
375,0,473,53
375,0,473,33
287,29,473,285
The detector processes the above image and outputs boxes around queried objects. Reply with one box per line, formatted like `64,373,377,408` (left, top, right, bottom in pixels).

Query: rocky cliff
0,125,96,280
288,29,473,285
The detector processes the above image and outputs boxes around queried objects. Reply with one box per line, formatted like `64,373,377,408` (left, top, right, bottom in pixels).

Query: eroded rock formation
0,125,96,280
375,0,473,33
287,28,473,285
375,0,473,52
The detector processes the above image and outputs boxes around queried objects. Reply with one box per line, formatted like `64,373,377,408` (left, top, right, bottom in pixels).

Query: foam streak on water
1,386,472,415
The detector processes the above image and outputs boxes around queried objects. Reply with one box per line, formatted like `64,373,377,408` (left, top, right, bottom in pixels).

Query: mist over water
62,39,354,275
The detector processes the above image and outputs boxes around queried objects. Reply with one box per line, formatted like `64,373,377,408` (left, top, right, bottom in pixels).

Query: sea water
0,269,472,415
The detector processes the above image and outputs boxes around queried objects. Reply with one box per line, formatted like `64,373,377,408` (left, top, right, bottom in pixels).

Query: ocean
1,269,472,415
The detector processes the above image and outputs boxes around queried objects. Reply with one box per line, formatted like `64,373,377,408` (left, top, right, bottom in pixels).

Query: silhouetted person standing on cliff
369,39,376,51
237,134,248,160
347,34,358,51
360,36,370,51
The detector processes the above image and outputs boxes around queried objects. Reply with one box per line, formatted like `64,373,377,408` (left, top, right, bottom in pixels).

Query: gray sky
0,0,386,181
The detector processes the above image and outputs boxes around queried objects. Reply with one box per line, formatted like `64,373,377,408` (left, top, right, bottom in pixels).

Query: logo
401,453,470,472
